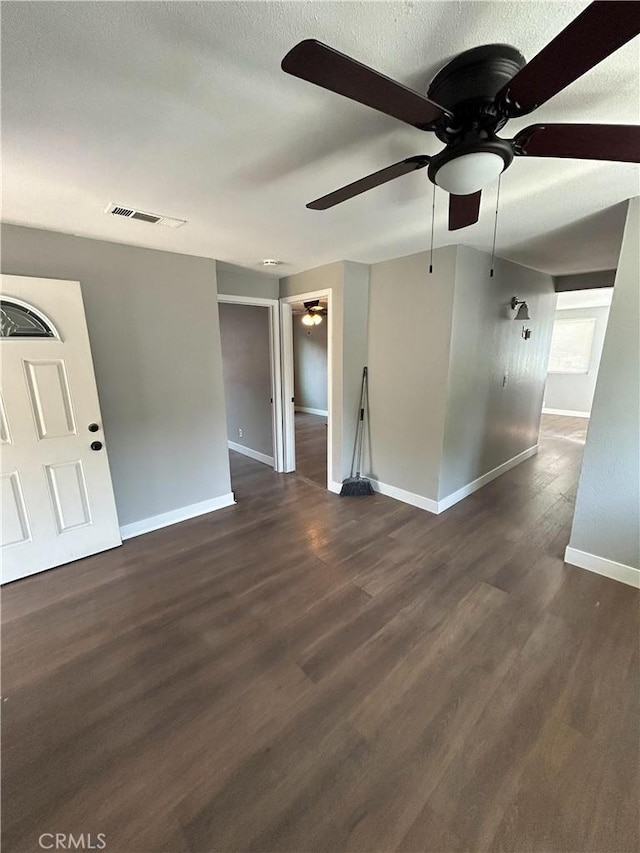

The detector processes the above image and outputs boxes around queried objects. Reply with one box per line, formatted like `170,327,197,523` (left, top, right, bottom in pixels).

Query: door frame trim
217,293,284,472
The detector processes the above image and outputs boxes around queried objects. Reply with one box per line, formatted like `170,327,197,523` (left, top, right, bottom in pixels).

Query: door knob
90,441,103,451
88,423,100,432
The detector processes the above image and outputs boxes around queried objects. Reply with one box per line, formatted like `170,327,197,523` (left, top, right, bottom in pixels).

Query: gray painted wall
544,305,610,414
439,247,556,499
366,245,555,503
1,224,232,526
293,318,328,412
219,302,273,458
216,262,279,299
367,247,456,498
341,262,370,481
568,198,640,570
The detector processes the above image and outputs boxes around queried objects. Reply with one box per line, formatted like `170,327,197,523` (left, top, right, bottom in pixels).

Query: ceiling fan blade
282,39,451,130
307,156,430,210
449,191,482,230
514,124,640,162
497,1,640,116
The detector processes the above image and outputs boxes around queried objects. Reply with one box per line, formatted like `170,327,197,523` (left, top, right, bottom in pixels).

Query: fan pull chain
489,174,502,278
429,182,436,274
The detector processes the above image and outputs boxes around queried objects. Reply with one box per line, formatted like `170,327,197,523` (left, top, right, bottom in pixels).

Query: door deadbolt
88,423,100,432
90,441,103,451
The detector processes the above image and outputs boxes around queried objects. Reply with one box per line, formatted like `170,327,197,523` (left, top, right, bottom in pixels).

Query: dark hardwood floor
2,416,638,852
294,411,327,488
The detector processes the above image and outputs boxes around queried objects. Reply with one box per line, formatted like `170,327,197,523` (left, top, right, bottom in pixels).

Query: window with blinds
548,317,596,374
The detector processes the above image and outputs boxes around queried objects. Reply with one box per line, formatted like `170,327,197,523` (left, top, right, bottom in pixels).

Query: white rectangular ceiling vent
104,203,186,228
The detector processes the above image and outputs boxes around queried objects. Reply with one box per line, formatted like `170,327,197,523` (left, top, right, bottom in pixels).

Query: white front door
1,275,121,583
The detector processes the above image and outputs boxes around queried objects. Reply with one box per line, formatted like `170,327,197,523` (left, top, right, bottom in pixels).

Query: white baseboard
564,546,640,589
331,447,538,515
542,407,590,418
295,406,329,417
120,493,236,540
228,440,274,467
368,479,439,514
437,445,539,513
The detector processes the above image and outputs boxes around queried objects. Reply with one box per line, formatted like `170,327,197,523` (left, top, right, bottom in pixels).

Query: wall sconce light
510,297,530,320
511,297,532,339
302,300,323,326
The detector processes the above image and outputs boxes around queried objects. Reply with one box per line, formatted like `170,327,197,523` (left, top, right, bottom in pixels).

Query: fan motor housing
428,44,526,142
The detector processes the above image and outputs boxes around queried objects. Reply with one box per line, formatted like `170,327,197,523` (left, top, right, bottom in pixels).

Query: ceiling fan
300,299,326,325
281,1,640,230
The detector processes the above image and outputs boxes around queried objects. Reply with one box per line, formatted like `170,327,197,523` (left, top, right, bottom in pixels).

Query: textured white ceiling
2,1,639,275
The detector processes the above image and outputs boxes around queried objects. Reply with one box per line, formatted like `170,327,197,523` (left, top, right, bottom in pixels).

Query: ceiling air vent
104,203,186,228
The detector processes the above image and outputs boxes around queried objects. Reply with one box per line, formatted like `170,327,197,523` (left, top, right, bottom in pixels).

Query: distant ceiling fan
300,299,326,325
281,1,640,230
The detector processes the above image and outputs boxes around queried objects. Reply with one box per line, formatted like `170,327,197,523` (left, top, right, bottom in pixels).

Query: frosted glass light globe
302,312,323,326
435,152,505,195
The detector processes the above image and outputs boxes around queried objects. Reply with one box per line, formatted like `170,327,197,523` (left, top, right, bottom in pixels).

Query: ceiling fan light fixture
302,299,324,326
302,312,323,326
434,151,505,195
285,6,640,229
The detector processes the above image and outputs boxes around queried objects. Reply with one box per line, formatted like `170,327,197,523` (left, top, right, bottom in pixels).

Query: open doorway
540,286,613,446
281,289,331,489
534,285,614,524
543,287,613,418
217,295,284,479
292,296,328,486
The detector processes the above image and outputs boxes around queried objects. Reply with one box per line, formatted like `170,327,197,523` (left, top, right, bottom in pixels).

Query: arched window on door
0,299,57,338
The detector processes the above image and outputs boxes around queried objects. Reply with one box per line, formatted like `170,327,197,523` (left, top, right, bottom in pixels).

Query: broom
340,366,374,497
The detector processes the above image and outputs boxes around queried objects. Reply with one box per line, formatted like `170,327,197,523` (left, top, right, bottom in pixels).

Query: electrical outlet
238,428,243,438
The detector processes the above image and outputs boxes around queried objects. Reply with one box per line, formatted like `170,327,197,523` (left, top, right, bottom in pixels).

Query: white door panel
24,358,77,438
2,471,31,546
0,392,12,443
1,275,121,583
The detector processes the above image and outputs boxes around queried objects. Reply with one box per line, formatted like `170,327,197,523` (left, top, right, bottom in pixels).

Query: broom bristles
340,476,375,497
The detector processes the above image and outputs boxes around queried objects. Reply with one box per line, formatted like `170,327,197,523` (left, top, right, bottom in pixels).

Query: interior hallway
2,417,638,852
294,410,327,488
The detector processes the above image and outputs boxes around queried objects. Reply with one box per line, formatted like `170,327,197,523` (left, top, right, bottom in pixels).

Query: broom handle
355,367,368,478
350,368,367,478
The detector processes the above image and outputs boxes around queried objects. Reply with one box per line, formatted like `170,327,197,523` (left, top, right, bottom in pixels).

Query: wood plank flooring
294,411,327,487
2,416,638,852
